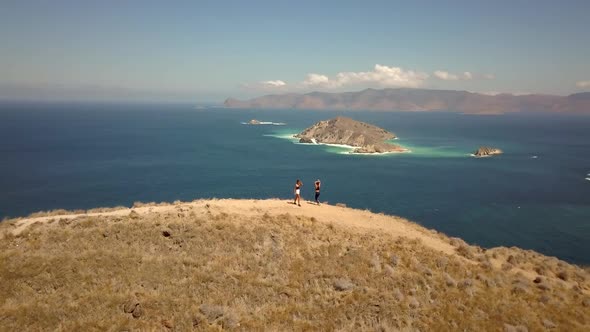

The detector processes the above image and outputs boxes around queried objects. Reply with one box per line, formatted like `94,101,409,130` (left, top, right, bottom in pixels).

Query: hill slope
224,88,590,114
1,199,588,330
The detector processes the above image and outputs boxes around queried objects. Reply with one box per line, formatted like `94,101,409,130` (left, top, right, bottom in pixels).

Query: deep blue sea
1,102,589,264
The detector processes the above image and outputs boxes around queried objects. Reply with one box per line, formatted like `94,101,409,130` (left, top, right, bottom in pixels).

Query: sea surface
1,102,589,264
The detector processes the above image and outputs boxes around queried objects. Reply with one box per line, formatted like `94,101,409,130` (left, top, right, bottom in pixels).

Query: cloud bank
431,70,496,81
303,64,429,89
576,80,590,88
261,80,286,87
243,64,494,92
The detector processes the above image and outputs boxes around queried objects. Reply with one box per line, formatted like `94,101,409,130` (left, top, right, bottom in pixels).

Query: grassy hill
1,199,588,331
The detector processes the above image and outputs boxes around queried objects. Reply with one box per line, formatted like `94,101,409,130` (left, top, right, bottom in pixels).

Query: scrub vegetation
0,200,588,331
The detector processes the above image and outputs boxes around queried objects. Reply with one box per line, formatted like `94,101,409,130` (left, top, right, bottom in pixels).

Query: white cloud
302,74,333,87
433,70,459,81
302,64,429,89
576,80,590,88
433,70,474,81
242,65,494,93
260,80,286,87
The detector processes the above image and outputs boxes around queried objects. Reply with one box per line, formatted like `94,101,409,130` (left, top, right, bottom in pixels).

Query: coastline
292,135,411,155
342,149,412,155
241,121,286,126
272,132,470,158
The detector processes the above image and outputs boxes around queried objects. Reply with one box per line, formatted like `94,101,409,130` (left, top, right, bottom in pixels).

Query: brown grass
26,208,86,218
0,202,588,331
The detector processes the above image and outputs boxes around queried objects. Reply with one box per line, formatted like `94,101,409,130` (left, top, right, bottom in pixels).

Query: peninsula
295,116,408,153
224,88,590,114
1,199,588,330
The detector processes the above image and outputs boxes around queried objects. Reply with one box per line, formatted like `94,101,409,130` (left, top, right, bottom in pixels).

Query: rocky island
473,146,503,157
295,117,408,154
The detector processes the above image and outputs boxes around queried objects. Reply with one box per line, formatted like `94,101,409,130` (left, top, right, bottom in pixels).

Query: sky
1,0,589,103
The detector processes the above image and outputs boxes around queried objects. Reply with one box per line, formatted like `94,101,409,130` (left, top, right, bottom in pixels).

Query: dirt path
10,198,457,256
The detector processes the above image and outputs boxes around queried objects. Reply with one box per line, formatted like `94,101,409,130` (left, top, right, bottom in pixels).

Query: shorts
295,189,300,195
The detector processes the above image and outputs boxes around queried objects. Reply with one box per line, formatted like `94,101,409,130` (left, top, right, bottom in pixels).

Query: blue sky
1,0,589,102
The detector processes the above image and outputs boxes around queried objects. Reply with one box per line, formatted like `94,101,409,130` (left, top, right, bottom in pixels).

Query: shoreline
292,135,411,155
342,149,412,155
270,131,492,158
241,121,286,126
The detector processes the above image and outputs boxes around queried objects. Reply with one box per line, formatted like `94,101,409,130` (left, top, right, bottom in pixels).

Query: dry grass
0,203,588,331
26,208,86,218
86,206,128,213
13,206,130,220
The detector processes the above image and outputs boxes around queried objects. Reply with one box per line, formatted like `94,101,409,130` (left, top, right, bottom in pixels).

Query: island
248,119,261,125
295,116,408,154
473,146,503,157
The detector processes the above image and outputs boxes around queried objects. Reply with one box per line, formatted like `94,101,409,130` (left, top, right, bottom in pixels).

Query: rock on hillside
295,116,407,153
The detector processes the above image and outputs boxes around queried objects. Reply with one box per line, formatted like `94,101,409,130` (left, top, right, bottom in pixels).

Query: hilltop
224,88,590,114
1,199,588,330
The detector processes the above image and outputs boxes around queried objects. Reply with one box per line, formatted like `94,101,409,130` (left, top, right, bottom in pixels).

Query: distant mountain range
224,88,590,114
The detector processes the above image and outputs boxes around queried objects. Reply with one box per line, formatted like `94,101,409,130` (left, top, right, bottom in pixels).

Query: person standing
294,179,303,206
314,179,321,205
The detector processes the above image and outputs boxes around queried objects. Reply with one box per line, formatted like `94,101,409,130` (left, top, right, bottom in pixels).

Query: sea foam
242,121,286,126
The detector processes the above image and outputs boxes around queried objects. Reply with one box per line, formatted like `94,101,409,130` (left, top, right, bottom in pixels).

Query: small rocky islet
295,116,408,154
473,146,503,157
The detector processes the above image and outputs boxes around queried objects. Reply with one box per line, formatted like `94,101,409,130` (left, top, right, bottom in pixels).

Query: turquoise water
1,102,589,264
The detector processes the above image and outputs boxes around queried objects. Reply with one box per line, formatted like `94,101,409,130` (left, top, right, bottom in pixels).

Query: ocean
1,101,589,264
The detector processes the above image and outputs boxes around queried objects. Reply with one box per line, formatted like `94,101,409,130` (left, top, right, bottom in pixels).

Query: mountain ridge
224,88,590,114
